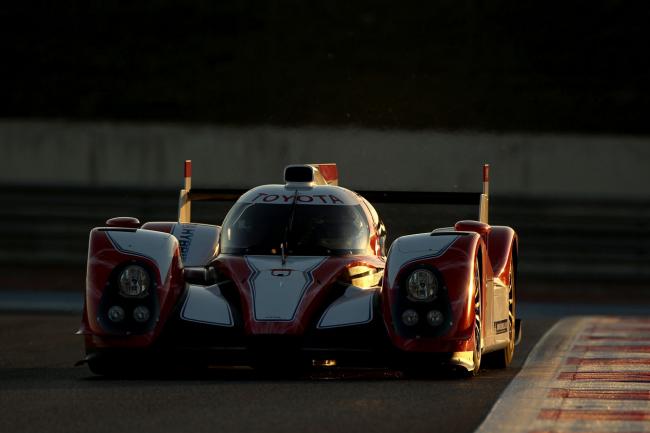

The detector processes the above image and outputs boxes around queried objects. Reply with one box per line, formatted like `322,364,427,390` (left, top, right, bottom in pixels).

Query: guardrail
1,186,648,282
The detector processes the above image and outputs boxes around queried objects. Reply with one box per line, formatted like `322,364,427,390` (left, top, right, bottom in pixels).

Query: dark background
2,1,649,132
1,2,649,297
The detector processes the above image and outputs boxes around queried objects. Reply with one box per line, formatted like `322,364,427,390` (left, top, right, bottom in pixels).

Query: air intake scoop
284,163,338,186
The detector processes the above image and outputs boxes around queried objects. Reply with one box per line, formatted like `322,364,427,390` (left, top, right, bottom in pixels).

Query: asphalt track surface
0,302,645,433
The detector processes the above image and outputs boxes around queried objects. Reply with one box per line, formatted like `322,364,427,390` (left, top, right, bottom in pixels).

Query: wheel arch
487,226,517,282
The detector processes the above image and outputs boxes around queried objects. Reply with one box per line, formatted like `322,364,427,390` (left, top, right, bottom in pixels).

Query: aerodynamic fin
479,164,489,224
178,160,192,223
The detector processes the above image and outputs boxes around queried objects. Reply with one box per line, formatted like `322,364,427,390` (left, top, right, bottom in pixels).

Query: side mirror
377,221,387,256
183,266,218,285
377,221,387,237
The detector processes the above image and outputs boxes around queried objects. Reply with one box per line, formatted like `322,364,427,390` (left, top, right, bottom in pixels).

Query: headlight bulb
406,269,438,301
118,265,150,298
107,305,125,322
402,309,419,326
427,310,444,327
133,306,151,323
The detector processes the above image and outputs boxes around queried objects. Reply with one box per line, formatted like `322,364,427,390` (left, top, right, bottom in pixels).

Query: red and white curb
476,317,650,433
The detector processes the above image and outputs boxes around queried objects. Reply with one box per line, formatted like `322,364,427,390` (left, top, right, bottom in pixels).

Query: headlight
118,265,150,298
107,305,125,322
133,305,151,323
406,269,438,301
401,309,419,326
426,309,444,327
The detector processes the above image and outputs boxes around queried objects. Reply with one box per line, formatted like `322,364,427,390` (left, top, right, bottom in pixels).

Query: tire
87,355,121,377
466,256,482,377
484,254,516,368
85,350,151,377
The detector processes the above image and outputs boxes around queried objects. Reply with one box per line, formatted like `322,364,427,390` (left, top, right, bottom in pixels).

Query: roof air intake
284,165,315,183
284,163,338,186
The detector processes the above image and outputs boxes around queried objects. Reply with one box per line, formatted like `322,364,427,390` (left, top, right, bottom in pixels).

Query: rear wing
178,161,490,224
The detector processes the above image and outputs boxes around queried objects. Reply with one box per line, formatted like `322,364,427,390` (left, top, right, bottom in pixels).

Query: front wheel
83,349,154,377
484,255,516,368
466,256,482,377
86,354,125,377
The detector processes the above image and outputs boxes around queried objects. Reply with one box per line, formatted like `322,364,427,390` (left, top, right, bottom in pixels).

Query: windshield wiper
281,189,299,265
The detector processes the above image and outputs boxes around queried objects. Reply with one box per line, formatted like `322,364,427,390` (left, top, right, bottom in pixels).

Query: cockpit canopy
220,202,370,256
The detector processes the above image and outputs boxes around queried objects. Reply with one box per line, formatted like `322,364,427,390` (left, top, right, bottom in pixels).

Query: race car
78,161,520,376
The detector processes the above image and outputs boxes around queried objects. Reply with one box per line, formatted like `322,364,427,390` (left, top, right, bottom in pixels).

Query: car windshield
220,202,369,256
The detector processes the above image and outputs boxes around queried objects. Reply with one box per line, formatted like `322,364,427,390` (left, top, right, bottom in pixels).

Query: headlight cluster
105,264,153,326
401,269,445,329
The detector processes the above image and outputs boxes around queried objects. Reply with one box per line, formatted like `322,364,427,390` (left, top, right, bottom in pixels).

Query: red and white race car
78,162,520,376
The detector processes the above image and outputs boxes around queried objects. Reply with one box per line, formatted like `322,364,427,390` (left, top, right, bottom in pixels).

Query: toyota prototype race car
78,161,521,377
